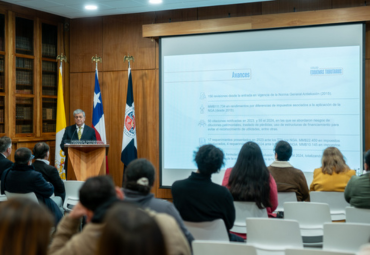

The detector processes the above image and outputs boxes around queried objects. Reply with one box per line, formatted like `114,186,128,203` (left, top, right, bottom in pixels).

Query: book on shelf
42,44,56,58
43,122,56,133
0,125,4,133
0,109,3,122
16,36,32,51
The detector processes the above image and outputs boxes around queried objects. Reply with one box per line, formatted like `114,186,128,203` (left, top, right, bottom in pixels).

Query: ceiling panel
0,0,273,19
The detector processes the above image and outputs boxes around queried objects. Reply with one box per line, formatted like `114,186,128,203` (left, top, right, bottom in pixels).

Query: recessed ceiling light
85,5,98,10
149,0,162,4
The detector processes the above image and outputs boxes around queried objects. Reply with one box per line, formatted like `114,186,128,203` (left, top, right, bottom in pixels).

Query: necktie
78,127,82,140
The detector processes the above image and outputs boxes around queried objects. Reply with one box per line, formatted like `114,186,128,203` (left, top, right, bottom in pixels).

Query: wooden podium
65,143,109,181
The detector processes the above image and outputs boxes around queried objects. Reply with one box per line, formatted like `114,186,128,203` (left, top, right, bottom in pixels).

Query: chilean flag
92,66,109,173
121,67,137,169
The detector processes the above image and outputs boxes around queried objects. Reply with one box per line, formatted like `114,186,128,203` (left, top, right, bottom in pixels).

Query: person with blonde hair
310,147,356,191
0,198,53,255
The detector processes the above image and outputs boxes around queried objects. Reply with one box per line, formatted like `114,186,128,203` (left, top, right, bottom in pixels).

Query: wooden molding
143,5,370,38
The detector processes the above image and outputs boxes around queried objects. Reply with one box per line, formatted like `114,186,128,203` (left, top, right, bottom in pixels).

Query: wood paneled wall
70,0,370,198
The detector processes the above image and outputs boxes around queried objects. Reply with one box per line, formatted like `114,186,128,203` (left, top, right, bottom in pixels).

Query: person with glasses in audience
0,136,13,179
0,198,53,255
0,147,62,225
310,147,355,192
344,150,370,209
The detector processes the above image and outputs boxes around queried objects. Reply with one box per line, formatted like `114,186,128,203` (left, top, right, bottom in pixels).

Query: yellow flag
55,63,66,180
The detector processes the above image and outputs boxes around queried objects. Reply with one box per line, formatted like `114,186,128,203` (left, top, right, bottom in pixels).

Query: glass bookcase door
16,97,33,134
0,14,4,52
0,55,4,93
16,17,33,55
16,57,33,94
42,61,57,96
42,98,56,133
0,96,4,133
42,23,57,59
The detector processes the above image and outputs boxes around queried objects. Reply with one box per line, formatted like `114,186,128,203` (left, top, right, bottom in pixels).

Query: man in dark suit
1,147,63,224
33,142,66,202
60,109,96,176
0,136,13,179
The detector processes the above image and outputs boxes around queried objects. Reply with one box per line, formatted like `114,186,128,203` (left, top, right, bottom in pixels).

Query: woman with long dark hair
222,142,278,217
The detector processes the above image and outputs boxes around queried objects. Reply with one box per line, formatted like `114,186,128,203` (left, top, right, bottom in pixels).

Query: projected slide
162,46,361,185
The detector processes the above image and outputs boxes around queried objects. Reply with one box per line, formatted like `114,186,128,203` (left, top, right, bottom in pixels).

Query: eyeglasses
30,155,35,160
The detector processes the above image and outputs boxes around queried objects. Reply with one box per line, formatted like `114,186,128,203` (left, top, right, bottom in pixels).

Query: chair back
323,223,370,253
5,191,39,203
63,181,84,211
184,219,229,241
286,248,356,255
0,182,6,202
345,207,370,224
192,240,257,255
231,201,268,234
284,202,331,236
247,218,303,254
275,192,297,212
310,192,349,220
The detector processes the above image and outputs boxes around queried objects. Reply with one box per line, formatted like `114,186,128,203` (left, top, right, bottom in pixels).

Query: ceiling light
85,5,98,10
149,0,162,4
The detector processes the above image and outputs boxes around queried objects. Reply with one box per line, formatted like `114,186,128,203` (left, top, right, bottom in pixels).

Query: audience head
33,142,50,160
14,147,33,165
228,141,271,209
321,147,349,175
0,136,12,156
96,202,167,255
194,144,224,176
79,175,123,222
124,158,155,195
0,198,53,255
274,140,292,161
364,150,370,171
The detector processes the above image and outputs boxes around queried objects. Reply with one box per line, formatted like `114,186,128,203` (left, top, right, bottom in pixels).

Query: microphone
71,127,78,141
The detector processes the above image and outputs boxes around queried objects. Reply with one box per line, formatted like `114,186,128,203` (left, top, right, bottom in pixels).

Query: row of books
16,106,32,119
42,74,56,87
16,124,32,133
42,89,57,95
0,76,4,90
42,44,57,58
16,36,32,51
0,125,3,133
16,58,33,69
43,123,56,133
0,109,3,122
16,71,33,85
42,61,56,72
42,107,56,120
16,89,32,94
16,98,32,104
0,58,4,72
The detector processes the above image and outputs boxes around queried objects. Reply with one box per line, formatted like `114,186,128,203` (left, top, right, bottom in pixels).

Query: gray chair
5,191,39,203
310,192,349,221
184,219,229,241
345,207,370,224
231,201,267,234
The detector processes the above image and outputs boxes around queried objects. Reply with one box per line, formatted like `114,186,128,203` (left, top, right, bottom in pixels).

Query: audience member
310,147,356,191
0,136,13,178
49,175,190,255
33,142,66,202
344,150,370,209
0,147,62,224
96,202,168,255
0,198,53,255
172,144,242,242
123,158,194,244
267,140,310,201
222,141,278,220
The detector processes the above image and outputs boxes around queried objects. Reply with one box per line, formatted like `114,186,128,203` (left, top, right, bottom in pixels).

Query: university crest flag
92,65,109,173
55,63,67,180
121,67,137,168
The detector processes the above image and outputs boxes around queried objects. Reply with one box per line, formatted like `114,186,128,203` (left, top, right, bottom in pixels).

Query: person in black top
33,142,66,202
171,144,242,242
0,136,13,179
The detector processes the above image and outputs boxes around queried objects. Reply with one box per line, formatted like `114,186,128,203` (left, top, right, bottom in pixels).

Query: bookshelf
16,97,33,134
16,57,33,94
15,17,33,55
42,61,57,95
42,98,56,133
0,97,4,133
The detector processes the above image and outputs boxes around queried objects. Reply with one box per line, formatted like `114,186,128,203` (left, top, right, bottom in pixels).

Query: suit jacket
0,154,12,180
60,124,97,154
1,163,62,224
33,160,65,200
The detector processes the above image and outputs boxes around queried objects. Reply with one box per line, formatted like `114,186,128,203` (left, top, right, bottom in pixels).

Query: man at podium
60,109,96,175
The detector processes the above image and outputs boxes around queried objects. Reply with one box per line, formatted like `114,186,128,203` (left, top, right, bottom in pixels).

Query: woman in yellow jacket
310,147,356,192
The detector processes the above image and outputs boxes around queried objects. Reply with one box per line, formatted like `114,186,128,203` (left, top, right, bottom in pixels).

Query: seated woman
96,202,168,255
172,144,243,242
222,141,278,220
344,150,370,209
310,147,356,192
0,198,53,255
122,158,194,244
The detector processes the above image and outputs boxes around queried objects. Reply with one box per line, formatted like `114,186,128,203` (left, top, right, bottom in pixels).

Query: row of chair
187,218,370,255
